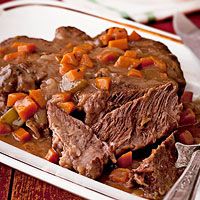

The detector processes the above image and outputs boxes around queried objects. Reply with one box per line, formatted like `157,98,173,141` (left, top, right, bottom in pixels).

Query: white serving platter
0,1,200,199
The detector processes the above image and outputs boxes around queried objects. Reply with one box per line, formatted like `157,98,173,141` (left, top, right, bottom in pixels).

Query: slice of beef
47,103,110,179
92,83,182,155
132,134,180,199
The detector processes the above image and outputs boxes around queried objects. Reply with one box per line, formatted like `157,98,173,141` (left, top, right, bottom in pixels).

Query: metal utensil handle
164,150,200,200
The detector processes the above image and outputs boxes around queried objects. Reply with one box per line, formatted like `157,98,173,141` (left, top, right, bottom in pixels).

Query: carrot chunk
80,54,93,68
109,168,130,183
114,56,140,68
66,69,84,82
108,38,128,50
124,50,137,58
178,130,194,145
128,31,142,41
73,46,87,60
95,77,111,90
97,51,120,64
128,68,142,78
7,93,27,107
60,52,78,66
117,151,132,168
29,89,47,108
57,101,76,114
140,57,154,68
107,27,128,40
59,63,74,76
18,43,36,53
45,148,59,163
52,92,72,103
14,96,38,121
13,128,31,142
0,122,12,135
181,91,193,103
3,52,25,61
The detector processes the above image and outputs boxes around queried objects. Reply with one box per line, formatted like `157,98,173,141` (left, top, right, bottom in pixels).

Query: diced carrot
109,168,130,183
108,38,128,50
99,34,112,46
45,148,59,163
73,46,87,60
60,52,78,66
78,43,93,52
128,68,142,78
3,52,25,61
13,128,31,142
117,151,132,168
57,101,76,114
18,43,36,53
178,130,194,145
7,93,27,107
14,96,38,121
65,69,84,82
140,57,154,68
107,27,128,40
52,92,72,103
0,122,12,135
179,108,196,126
124,50,137,58
29,89,47,108
59,63,74,76
97,51,120,64
114,56,140,68
95,77,111,90
128,31,142,41
80,54,93,68
181,91,193,103
12,42,29,48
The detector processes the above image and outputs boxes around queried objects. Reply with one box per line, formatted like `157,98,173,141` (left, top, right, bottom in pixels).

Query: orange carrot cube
80,54,93,68
108,38,128,50
13,128,31,142
128,68,142,78
45,148,59,163
128,31,142,41
0,122,12,135
29,89,47,108
60,52,78,66
14,96,38,121
7,93,27,107
58,101,76,114
18,43,36,53
65,69,84,82
95,77,111,90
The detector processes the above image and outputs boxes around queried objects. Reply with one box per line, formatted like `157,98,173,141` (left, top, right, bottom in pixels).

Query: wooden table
0,0,200,199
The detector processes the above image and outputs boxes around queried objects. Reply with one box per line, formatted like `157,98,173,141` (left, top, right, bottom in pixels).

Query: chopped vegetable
124,50,137,58
0,122,12,135
140,57,154,67
178,130,194,145
73,46,87,60
57,101,76,114
95,77,111,90
107,27,128,40
29,89,47,108
181,91,193,103
179,108,196,126
80,54,93,68
114,56,140,68
59,63,74,76
117,151,132,168
153,57,167,72
97,50,120,64
17,43,36,53
0,108,19,125
45,148,59,163
61,77,88,93
128,68,142,78
3,52,25,61
52,92,72,103
108,38,128,50
99,34,112,46
60,52,78,66
14,96,38,121
65,69,84,82
13,127,31,142
109,168,130,183
7,93,27,107
128,31,142,41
